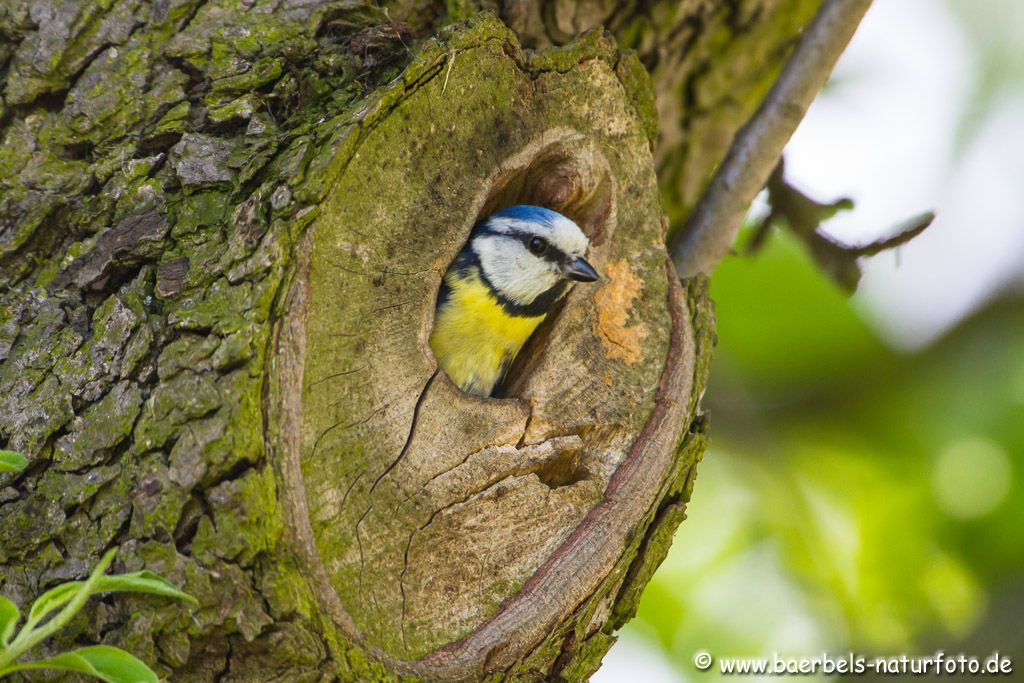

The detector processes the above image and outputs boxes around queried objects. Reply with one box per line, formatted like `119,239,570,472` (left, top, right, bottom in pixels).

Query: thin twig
442,50,458,94
752,159,934,292
846,212,933,258
669,0,874,278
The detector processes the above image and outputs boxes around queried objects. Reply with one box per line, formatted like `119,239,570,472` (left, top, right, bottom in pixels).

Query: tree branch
750,160,934,292
669,0,874,278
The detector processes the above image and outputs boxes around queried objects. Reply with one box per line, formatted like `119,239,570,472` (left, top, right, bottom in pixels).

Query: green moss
0,486,65,563
167,280,252,334
257,556,320,621
340,643,395,683
208,57,285,98
111,177,168,225
207,93,261,125
4,0,132,105
271,135,313,188
121,321,155,379
127,452,191,539
192,468,283,566
171,192,230,237
150,101,191,138
444,0,481,24
88,292,142,353
557,630,618,682
615,52,660,148
157,334,220,380
132,372,222,453
0,298,79,451
53,382,143,471
526,26,617,73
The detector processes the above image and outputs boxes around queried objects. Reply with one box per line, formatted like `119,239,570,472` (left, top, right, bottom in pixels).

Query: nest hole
433,137,616,398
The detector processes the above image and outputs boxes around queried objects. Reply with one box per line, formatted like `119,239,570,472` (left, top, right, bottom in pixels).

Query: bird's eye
528,236,548,256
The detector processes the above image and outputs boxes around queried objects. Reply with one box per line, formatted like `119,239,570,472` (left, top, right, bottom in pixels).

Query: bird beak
562,256,599,282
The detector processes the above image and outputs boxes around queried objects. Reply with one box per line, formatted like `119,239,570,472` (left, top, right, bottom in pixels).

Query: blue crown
488,205,563,226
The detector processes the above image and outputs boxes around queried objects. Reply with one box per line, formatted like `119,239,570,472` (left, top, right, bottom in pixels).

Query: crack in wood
307,363,368,388
308,399,391,466
395,432,587,652
366,369,439,501
324,258,432,279
355,369,438,616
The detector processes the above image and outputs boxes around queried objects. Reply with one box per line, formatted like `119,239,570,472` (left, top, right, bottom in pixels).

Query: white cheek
475,237,560,305
510,257,559,301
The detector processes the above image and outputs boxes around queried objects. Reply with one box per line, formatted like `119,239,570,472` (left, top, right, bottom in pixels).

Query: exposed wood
276,33,704,675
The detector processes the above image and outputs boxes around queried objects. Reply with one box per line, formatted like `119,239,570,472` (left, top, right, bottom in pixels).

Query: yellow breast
429,269,545,396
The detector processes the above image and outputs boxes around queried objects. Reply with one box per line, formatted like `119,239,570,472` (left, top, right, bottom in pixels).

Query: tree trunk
0,1,817,680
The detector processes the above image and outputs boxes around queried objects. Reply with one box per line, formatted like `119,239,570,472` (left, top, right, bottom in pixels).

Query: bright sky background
785,0,1024,350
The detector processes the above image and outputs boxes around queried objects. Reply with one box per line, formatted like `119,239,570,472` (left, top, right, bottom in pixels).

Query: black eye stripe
543,245,568,263
508,230,568,263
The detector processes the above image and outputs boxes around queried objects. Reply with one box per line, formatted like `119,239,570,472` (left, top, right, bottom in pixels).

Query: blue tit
429,205,600,397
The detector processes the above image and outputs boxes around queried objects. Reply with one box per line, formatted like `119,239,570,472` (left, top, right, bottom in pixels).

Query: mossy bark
1,1,817,680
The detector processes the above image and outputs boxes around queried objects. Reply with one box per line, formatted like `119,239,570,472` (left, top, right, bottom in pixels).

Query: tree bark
0,1,817,680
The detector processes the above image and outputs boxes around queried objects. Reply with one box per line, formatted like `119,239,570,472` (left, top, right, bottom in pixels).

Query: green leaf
0,450,27,474
92,571,198,605
26,567,196,625
27,581,86,624
0,595,20,647
0,551,117,670
9,645,158,682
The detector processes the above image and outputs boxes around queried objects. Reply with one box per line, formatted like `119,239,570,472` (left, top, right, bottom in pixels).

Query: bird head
470,205,599,307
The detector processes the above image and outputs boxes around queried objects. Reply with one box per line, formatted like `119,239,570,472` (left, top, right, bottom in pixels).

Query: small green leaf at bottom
27,570,198,625
0,451,27,474
0,596,20,646
93,571,199,605
26,580,86,625
10,645,158,683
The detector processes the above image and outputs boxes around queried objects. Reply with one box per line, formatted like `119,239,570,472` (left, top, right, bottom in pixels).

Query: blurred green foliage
625,228,1023,676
